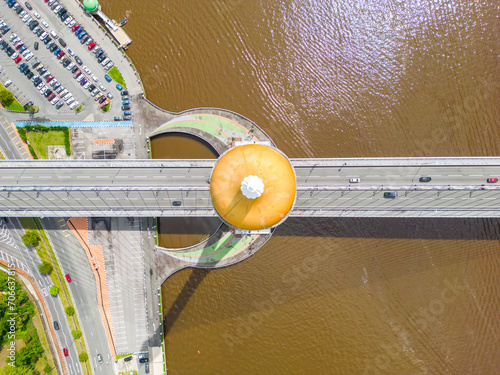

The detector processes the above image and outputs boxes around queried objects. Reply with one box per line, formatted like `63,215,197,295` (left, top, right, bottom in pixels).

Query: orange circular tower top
210,144,296,230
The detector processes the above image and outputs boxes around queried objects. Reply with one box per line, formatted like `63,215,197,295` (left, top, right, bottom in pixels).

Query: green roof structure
83,0,99,12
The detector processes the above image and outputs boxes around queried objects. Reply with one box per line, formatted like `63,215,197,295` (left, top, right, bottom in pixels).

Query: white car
25,16,33,24
39,31,48,40
64,16,73,25
9,34,17,42
83,81,91,90
66,97,75,105
50,30,58,39
41,19,49,28
91,74,98,82
98,83,106,91
25,53,34,61
91,89,99,97
50,79,58,87
22,14,30,23
83,66,91,74
76,75,84,82
11,52,18,60
22,49,30,57
51,97,59,105
62,93,72,101
53,5,62,14
66,62,75,70
4,80,12,88
101,57,110,66
68,20,76,28
69,101,79,110
105,62,114,70
349,178,360,183
67,48,75,56
93,46,101,54
19,10,27,18
32,11,41,19
40,86,48,94
37,82,44,90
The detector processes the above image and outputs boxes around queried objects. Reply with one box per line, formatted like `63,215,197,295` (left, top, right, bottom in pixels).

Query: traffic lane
294,189,500,210
294,165,500,185
0,166,213,185
6,218,80,374
42,217,115,375
0,116,24,159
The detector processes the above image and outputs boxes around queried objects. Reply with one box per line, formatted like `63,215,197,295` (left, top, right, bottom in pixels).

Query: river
102,0,500,373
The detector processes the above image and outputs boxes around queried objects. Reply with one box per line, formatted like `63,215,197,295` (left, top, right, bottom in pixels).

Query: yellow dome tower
210,144,296,231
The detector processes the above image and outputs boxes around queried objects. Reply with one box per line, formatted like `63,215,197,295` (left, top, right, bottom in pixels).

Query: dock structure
83,0,132,49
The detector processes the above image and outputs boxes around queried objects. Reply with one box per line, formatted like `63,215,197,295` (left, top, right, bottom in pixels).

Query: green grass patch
0,150,4,159
0,83,27,112
116,353,133,360
108,66,126,88
27,130,66,159
18,125,71,158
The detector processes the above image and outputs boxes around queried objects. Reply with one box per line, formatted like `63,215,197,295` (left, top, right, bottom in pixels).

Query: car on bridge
419,177,432,182
172,201,182,206
487,178,498,183
349,178,360,183
383,192,398,198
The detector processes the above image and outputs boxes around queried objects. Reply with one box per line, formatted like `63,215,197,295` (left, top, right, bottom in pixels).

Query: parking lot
0,0,130,120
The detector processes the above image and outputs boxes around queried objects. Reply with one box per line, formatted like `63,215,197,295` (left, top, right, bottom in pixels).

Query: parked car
104,74,111,82
74,55,82,65
14,55,21,63
55,101,64,109
34,42,38,50
58,38,66,47
121,90,129,96
122,100,129,105
106,92,113,99
88,42,95,50
172,201,182,206
4,80,12,87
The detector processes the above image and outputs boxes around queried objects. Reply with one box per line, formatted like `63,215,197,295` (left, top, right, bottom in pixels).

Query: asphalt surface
2,159,500,217
42,217,115,375
0,0,127,120
1,217,82,375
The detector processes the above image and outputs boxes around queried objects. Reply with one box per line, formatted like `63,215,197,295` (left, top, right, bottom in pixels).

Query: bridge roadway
1,157,500,218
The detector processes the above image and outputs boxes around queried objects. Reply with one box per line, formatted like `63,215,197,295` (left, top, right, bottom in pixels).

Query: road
42,217,116,374
1,158,500,217
1,217,82,375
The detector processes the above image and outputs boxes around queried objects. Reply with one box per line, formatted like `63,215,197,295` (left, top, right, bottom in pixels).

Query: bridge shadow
275,217,500,241
162,268,211,336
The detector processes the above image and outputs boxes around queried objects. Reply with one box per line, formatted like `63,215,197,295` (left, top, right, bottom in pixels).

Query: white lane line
77,176,91,179
448,175,463,177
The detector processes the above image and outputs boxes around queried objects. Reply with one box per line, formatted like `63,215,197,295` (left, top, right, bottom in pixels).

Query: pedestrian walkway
14,120,133,128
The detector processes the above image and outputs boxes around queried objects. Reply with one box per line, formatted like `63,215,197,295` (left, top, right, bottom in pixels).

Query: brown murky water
151,134,220,248
104,0,500,373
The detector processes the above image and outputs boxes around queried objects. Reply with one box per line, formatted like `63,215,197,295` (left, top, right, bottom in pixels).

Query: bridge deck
1,158,500,217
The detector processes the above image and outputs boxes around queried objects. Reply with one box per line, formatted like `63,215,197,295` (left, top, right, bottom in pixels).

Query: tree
21,231,40,247
75,104,82,113
37,261,53,275
65,306,74,316
25,104,37,113
78,352,88,362
71,330,82,339
43,364,52,374
49,285,59,296
0,89,14,107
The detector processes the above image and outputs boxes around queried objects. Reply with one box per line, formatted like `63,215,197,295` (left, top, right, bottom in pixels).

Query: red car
46,75,54,82
57,51,65,59
72,24,80,32
47,93,56,101
14,56,22,64
487,178,498,183
88,42,95,50
63,348,69,357
65,274,71,282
